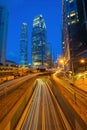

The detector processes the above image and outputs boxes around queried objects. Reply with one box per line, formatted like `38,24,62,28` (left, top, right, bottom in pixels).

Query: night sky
0,0,62,64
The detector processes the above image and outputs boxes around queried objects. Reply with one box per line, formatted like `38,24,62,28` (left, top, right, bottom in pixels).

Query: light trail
21,78,73,130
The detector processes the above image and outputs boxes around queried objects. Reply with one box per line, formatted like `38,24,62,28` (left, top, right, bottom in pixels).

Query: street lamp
80,59,85,63
59,59,64,64
59,58,65,70
80,59,86,71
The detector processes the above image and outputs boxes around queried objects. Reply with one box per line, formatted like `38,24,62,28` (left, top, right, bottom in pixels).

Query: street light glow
80,59,85,63
59,59,64,64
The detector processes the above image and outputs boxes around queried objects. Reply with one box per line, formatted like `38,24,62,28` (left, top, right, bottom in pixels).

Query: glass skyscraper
62,0,87,72
32,15,47,68
20,23,28,66
0,6,9,65
46,43,53,68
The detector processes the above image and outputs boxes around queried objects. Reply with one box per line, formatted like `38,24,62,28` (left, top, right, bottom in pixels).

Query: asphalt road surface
0,73,86,129
0,74,38,122
21,78,72,130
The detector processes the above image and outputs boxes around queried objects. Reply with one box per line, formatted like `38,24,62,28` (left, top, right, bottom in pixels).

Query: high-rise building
46,43,53,68
32,15,47,68
0,6,9,65
62,0,87,72
20,23,28,66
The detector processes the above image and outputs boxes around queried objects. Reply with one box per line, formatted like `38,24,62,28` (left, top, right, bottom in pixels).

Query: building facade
62,0,87,72
46,43,53,68
0,6,9,65
32,15,47,68
20,23,28,66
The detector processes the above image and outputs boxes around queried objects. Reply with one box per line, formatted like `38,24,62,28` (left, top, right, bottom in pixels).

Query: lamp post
80,59,85,63
72,58,86,104
80,59,85,71
71,60,74,79
59,58,65,71
71,60,77,104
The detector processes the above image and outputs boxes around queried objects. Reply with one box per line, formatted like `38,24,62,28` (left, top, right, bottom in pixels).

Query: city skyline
0,1,87,129
0,0,62,64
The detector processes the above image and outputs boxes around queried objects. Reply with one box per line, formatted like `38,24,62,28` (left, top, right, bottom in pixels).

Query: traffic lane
0,73,39,98
36,78,71,130
52,75,87,112
0,73,41,90
51,76,87,129
44,80,72,130
0,76,37,122
22,78,72,130
21,79,42,130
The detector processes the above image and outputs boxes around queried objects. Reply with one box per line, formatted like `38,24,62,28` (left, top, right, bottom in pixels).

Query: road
53,74,87,112
52,74,87,129
0,73,39,97
0,73,39,122
20,78,72,130
0,73,86,130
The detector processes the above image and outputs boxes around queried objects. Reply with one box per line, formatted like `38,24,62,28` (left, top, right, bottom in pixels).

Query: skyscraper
32,15,47,68
0,6,9,65
20,23,28,66
62,0,87,72
46,43,53,68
